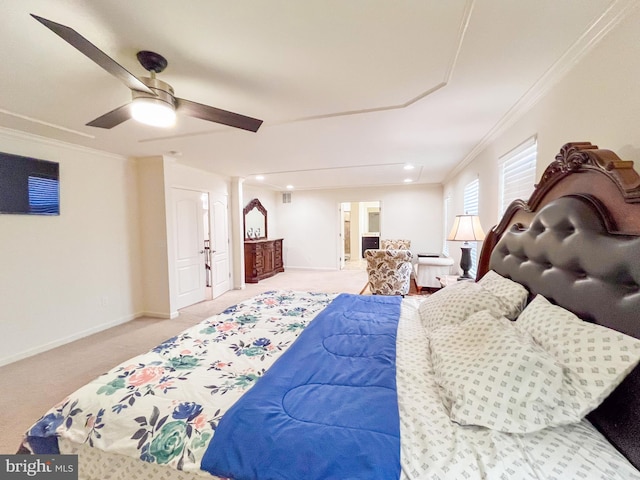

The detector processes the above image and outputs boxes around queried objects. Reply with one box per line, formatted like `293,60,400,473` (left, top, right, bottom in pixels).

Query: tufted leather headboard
489,195,640,336
476,142,640,469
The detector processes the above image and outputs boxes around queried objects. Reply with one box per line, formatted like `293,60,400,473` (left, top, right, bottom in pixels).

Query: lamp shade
447,214,486,242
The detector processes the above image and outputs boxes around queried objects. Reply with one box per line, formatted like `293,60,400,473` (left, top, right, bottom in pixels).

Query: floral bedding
21,290,640,480
22,290,336,475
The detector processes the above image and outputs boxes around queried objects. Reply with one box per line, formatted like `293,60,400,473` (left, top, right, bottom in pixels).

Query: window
443,196,451,256
463,178,479,277
499,137,537,216
463,179,479,215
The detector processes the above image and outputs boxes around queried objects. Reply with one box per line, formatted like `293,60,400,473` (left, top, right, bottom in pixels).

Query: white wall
0,129,143,366
275,184,442,269
0,141,233,365
443,5,640,274
137,156,171,317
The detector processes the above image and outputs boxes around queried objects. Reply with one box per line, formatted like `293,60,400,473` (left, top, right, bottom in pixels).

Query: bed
20,142,640,479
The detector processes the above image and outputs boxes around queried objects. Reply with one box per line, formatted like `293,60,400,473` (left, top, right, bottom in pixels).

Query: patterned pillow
419,281,513,332
430,310,569,433
431,298,640,434
516,295,640,416
477,270,529,320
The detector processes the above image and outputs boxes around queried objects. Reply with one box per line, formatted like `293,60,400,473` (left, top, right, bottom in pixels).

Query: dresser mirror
244,198,268,239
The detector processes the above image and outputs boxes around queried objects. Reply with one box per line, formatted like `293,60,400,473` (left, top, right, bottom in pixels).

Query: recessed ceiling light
404,178,413,183
403,164,415,170
256,175,265,181
286,185,294,190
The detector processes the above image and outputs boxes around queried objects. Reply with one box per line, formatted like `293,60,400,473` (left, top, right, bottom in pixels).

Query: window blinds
499,138,537,215
463,179,479,216
463,179,479,277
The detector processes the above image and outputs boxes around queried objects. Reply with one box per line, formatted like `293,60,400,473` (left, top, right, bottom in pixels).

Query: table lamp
447,214,486,280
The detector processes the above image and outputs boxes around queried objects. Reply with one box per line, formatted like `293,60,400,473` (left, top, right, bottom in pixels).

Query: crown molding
443,0,640,184
0,126,126,161
0,108,94,139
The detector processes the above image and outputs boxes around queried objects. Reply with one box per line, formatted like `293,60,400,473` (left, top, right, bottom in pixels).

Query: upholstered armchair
364,249,414,296
380,239,411,250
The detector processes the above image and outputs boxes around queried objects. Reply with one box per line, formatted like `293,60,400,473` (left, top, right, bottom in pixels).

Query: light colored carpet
0,268,368,454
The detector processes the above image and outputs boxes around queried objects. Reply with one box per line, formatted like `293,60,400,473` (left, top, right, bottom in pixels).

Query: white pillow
429,297,640,434
477,270,529,320
419,277,527,332
430,310,570,433
516,294,640,415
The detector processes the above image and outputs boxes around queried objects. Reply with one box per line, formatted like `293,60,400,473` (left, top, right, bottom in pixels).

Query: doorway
173,188,209,309
339,201,381,270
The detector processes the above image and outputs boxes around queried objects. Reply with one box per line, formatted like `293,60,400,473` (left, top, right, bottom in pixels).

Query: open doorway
339,201,381,270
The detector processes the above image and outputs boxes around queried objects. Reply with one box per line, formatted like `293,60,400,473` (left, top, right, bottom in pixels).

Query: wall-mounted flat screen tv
0,152,60,215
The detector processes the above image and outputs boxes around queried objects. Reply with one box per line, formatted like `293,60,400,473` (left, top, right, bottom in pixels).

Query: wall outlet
100,296,109,307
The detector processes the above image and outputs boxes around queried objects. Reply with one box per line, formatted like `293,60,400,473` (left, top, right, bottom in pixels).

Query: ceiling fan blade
176,98,263,132
86,103,132,129
31,14,154,95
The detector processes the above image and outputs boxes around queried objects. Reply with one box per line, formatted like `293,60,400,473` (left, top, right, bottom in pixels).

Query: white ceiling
0,0,632,191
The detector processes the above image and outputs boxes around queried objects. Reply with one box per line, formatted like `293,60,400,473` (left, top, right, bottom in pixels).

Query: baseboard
0,312,142,367
284,266,337,271
139,310,178,319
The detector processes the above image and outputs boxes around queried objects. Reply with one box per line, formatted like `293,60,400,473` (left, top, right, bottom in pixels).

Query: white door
173,188,206,309
210,194,231,298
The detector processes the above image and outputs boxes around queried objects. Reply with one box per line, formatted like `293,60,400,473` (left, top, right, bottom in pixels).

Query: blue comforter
201,293,403,480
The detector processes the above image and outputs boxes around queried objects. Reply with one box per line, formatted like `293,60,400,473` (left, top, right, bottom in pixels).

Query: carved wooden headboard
478,142,640,277
477,142,640,468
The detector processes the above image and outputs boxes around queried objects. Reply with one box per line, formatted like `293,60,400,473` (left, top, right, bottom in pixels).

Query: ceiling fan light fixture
33,17,262,132
131,97,176,128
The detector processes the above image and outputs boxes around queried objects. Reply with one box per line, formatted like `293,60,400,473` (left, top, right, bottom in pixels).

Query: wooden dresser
244,238,284,283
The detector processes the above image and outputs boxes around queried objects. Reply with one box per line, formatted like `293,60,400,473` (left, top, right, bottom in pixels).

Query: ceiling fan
31,14,263,132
